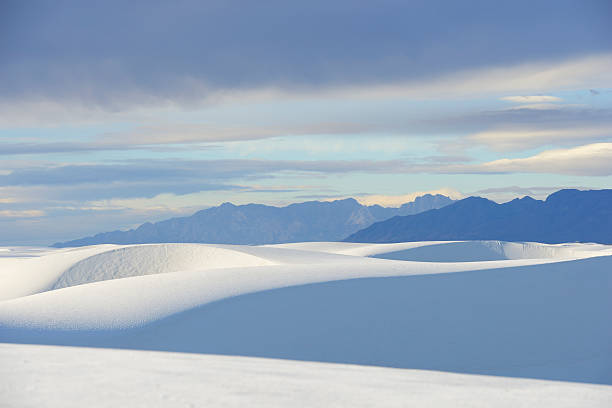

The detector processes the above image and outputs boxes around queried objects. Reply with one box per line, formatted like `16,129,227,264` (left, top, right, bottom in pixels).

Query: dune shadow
370,241,508,262
2,256,611,385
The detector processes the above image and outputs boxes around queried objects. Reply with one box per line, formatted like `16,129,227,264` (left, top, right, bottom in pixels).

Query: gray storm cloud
1,0,610,107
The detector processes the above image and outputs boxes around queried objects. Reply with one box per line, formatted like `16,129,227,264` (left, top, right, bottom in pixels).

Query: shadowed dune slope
2,254,611,385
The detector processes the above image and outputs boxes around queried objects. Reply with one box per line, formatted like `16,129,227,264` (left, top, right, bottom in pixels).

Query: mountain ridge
345,189,612,244
53,194,455,247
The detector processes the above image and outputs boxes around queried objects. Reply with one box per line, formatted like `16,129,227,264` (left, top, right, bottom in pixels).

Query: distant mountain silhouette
53,194,454,247
345,189,612,244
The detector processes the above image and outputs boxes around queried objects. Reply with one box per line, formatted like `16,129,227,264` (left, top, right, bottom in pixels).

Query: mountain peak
327,197,360,206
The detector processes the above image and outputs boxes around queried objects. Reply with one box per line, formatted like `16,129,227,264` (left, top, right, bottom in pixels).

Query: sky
1,0,611,245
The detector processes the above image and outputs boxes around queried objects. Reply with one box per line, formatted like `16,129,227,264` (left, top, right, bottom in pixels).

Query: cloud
435,105,612,133
500,103,578,111
3,141,611,196
500,95,562,103
2,0,610,113
0,209,45,218
0,122,381,155
2,53,612,127
0,159,411,192
0,141,149,155
320,54,612,101
0,157,411,214
468,125,612,152
2,105,609,158
83,184,314,212
352,189,464,207
0,164,194,186
100,122,375,147
0,182,243,207
463,143,612,176
85,193,206,212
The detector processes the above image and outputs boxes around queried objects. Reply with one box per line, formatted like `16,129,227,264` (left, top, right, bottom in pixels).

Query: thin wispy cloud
0,209,45,218
468,126,612,152
500,96,562,103
0,122,375,155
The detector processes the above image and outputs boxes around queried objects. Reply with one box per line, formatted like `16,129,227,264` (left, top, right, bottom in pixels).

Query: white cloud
501,103,573,111
500,95,562,103
329,189,464,207
469,143,612,176
469,126,612,152
101,122,374,146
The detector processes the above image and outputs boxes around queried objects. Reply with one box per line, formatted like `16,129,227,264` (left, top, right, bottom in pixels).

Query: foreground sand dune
2,343,611,408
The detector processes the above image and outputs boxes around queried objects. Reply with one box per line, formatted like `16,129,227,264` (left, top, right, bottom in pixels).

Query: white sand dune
0,244,283,300
1,240,611,406
271,240,608,260
0,245,119,301
51,244,277,290
2,343,611,408
2,240,605,301
1,242,601,330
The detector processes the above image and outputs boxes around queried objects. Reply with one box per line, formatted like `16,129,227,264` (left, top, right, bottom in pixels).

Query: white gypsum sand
1,241,611,406
2,343,611,408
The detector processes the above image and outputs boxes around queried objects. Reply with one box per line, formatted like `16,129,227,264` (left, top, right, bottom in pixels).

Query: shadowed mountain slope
346,189,612,244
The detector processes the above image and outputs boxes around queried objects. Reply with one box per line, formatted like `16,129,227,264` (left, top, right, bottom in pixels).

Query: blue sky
1,0,611,245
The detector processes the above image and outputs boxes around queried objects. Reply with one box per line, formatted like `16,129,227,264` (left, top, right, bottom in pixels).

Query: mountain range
53,194,455,247
345,189,612,244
